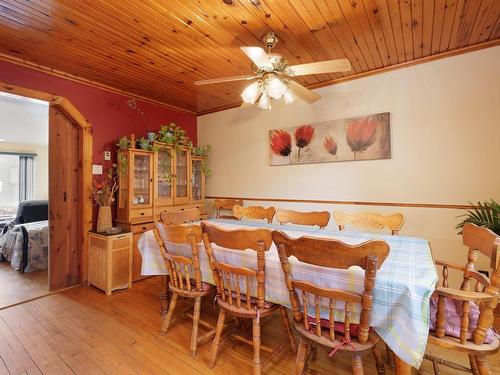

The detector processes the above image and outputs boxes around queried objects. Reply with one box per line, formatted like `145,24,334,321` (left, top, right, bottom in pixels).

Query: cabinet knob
142,226,147,230
140,212,145,216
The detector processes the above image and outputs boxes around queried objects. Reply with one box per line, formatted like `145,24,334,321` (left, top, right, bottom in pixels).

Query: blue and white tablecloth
138,219,437,368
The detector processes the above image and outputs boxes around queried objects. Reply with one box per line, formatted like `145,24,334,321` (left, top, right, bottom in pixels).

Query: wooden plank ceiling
0,0,498,115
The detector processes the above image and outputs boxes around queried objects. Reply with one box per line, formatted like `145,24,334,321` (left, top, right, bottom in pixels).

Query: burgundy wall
0,60,197,225
0,60,197,164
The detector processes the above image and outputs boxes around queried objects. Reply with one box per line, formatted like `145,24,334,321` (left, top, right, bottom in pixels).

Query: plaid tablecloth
138,219,437,368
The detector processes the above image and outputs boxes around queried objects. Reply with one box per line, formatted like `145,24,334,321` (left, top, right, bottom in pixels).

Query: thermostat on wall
92,164,103,175
104,151,111,161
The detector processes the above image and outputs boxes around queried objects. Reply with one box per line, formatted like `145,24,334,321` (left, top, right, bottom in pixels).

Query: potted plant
137,137,150,150
116,136,129,150
157,122,189,148
456,199,500,235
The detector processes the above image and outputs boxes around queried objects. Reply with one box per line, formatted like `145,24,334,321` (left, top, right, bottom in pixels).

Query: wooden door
49,105,81,290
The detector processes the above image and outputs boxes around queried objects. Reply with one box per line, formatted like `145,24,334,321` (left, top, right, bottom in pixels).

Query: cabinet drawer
130,208,153,221
112,236,131,250
131,222,155,234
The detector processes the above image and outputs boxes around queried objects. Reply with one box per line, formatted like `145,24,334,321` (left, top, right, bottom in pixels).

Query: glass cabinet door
191,159,203,202
174,148,189,203
156,149,173,204
132,154,151,206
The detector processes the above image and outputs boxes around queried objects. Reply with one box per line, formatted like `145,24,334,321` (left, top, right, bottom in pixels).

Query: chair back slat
161,208,201,226
329,299,335,341
314,295,321,336
276,209,331,228
153,222,204,292
202,222,272,311
334,211,404,235
272,230,390,345
233,205,276,224
344,301,352,341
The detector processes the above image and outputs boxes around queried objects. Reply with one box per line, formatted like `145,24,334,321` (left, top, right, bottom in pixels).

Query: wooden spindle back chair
201,222,296,375
426,223,500,375
214,198,243,220
233,204,276,224
160,207,201,225
153,222,215,358
272,230,390,375
276,209,330,228
333,211,405,235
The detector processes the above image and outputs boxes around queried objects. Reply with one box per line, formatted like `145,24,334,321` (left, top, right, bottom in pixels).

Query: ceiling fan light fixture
241,81,260,103
267,76,287,99
258,92,271,110
283,89,296,104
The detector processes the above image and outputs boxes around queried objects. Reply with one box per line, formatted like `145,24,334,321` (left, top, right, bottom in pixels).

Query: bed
0,200,49,273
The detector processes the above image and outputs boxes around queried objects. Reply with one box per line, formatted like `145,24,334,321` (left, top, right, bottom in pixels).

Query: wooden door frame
0,81,93,287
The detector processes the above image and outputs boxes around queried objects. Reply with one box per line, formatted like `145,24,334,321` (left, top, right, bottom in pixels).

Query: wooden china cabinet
116,143,206,281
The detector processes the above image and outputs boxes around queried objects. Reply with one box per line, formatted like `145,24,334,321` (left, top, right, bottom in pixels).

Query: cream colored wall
0,142,49,200
198,46,500,274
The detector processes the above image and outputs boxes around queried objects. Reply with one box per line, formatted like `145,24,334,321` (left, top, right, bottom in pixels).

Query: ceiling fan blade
240,46,272,68
288,81,321,104
289,59,351,76
194,75,256,85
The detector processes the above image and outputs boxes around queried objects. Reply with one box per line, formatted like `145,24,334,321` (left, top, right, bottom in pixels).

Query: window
0,153,35,217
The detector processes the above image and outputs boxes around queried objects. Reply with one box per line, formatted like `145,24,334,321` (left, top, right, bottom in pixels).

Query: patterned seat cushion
429,296,498,343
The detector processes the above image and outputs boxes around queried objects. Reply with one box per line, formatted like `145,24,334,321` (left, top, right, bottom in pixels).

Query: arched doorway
0,81,93,290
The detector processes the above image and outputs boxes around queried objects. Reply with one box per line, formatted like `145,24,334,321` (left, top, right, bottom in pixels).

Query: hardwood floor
0,277,497,374
0,262,48,309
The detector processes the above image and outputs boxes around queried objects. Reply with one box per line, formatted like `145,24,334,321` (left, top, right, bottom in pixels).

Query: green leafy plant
137,137,150,150
191,144,212,157
157,122,189,148
116,136,129,150
456,199,500,235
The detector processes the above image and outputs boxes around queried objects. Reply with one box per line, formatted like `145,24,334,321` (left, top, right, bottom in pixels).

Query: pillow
429,296,498,343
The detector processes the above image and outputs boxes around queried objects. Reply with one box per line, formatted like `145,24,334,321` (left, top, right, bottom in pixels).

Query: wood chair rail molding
207,196,477,210
276,209,330,228
0,80,93,288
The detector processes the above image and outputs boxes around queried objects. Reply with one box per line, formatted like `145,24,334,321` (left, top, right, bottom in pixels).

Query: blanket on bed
0,220,49,272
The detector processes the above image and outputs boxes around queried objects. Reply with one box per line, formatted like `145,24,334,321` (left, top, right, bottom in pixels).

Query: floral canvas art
269,112,391,166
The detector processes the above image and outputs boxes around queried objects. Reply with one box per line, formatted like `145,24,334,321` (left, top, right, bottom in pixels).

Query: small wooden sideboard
87,231,133,295
115,143,206,281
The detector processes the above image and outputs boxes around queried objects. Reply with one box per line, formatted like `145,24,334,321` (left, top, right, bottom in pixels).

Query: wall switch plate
104,151,111,161
92,164,103,175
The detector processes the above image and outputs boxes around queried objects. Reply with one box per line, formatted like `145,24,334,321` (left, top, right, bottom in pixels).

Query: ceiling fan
194,32,351,110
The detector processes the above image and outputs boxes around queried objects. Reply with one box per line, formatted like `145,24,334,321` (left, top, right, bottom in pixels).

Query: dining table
138,218,438,374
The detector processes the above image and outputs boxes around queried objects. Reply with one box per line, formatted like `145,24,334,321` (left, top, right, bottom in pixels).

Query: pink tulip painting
346,117,378,158
294,125,315,158
269,112,390,166
323,136,337,156
270,129,292,157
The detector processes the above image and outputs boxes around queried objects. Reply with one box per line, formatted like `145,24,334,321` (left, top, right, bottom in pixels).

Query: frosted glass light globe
267,77,286,99
241,81,260,103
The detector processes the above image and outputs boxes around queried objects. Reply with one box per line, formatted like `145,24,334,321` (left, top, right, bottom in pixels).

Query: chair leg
252,316,261,375
295,338,309,375
474,355,490,375
372,344,385,375
352,354,364,375
385,344,395,368
209,309,225,368
432,359,441,375
469,354,480,375
190,296,201,358
161,293,178,335
279,306,297,353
